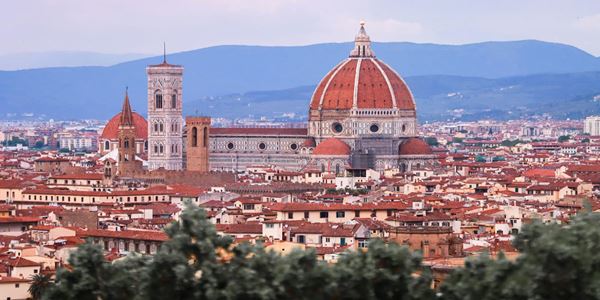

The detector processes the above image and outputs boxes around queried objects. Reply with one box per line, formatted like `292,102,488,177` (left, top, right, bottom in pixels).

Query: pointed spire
350,21,375,58
120,87,134,127
163,42,167,64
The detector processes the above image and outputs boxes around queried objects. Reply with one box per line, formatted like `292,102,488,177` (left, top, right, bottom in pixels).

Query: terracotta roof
100,112,148,140
310,57,415,111
399,138,433,156
80,229,168,242
313,138,351,156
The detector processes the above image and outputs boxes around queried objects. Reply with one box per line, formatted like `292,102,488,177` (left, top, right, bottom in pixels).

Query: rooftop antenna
163,42,167,63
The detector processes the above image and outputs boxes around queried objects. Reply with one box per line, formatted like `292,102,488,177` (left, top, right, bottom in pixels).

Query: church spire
119,87,134,127
350,21,375,58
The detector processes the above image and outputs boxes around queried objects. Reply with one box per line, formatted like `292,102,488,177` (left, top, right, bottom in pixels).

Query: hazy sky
5,0,600,55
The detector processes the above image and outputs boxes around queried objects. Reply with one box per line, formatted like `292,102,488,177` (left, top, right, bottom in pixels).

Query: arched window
335,164,340,175
104,140,110,151
171,91,177,109
191,127,198,147
159,122,164,132
124,138,130,149
203,127,208,147
144,141,148,151
159,144,164,153
154,145,158,153
155,91,163,109
154,123,159,132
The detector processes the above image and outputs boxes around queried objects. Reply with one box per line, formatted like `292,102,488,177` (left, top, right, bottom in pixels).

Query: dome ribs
357,59,393,109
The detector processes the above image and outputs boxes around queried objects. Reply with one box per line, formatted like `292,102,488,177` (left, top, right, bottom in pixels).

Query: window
340,238,346,246
191,127,198,147
155,93,163,109
159,122,164,132
203,127,208,147
332,122,343,133
335,164,340,175
154,123,159,132
154,145,159,153
290,143,298,150
124,138,129,149
104,140,110,150
320,211,329,218
171,92,177,108
288,212,293,219
297,235,305,243
336,211,345,218
227,142,234,150
259,142,266,150
401,124,406,132
358,240,369,248
304,211,309,219
370,124,379,133
243,204,254,210
265,223,274,228
159,144,164,153
325,237,330,242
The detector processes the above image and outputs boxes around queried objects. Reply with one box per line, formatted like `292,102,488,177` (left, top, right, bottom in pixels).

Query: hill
1,40,600,120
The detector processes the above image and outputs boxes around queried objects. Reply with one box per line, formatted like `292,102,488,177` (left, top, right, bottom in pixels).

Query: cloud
574,14,600,30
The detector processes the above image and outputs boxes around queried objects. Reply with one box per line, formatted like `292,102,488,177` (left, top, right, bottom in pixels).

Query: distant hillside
0,51,149,71
186,72,600,121
1,40,600,120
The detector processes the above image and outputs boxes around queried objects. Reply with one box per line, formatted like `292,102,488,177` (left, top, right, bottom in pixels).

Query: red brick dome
100,112,148,140
399,138,433,156
313,138,351,156
310,57,415,111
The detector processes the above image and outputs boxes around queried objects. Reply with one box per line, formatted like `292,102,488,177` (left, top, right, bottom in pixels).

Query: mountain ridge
1,40,600,120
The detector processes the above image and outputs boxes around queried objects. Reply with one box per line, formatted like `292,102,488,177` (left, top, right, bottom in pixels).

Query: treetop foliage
43,205,600,300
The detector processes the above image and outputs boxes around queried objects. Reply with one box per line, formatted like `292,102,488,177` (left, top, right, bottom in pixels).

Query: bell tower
185,116,211,172
117,89,139,175
146,46,184,170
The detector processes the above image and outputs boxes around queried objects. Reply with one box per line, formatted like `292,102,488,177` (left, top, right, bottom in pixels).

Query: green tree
558,135,571,142
29,273,52,300
452,137,463,144
425,137,439,146
440,213,600,300
45,242,147,300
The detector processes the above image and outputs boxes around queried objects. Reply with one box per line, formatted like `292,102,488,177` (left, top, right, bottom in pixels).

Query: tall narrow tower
185,116,211,172
146,50,184,170
118,89,138,175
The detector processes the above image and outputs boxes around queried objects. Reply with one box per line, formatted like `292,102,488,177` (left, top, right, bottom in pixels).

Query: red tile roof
313,138,351,156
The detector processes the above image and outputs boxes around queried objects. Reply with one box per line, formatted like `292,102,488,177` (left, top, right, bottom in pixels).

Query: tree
45,242,147,300
29,273,52,300
582,138,591,143
558,135,571,142
425,137,439,146
440,213,600,300
45,204,433,300
452,137,463,144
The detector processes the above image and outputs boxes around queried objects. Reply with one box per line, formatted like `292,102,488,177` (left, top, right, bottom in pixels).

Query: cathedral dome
309,23,415,112
313,138,351,156
399,138,433,156
100,112,148,140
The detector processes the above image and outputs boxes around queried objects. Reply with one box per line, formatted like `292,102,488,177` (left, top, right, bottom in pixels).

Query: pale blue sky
5,0,600,55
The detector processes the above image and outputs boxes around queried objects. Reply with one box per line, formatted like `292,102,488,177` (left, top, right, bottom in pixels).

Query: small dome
313,138,351,156
100,112,148,140
399,138,432,155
